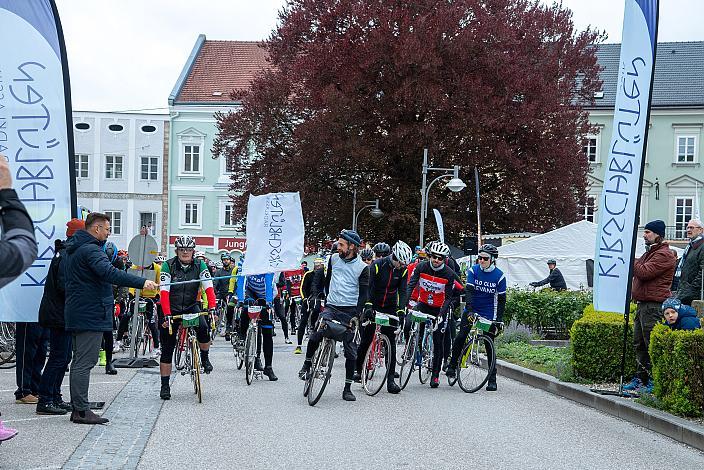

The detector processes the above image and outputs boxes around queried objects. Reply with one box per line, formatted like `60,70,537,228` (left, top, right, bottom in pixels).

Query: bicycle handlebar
167,311,210,335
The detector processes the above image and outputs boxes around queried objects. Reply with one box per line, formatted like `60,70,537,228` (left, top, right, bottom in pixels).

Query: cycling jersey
160,258,215,315
128,262,161,298
407,260,421,302
466,264,506,321
406,260,462,316
238,273,275,304
367,255,407,312
283,268,304,297
214,263,236,297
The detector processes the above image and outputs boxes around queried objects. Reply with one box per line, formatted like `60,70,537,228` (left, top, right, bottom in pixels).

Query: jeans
37,328,72,405
14,322,49,399
70,331,103,412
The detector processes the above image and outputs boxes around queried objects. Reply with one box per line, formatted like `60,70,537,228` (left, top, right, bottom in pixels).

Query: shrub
570,304,636,382
649,324,704,417
503,288,592,339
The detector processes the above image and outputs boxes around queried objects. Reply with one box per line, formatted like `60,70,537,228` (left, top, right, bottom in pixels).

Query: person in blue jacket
237,271,278,381
661,297,701,330
63,212,157,425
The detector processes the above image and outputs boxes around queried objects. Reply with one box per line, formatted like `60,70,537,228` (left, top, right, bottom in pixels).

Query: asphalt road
2,332,704,469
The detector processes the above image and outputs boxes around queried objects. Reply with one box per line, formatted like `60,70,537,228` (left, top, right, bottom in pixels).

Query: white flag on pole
433,208,445,244
241,192,305,275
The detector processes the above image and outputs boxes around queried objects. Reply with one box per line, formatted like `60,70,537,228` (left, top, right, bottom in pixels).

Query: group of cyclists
105,227,508,403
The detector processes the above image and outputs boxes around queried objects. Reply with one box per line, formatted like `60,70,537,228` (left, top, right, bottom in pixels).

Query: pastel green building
585,42,704,242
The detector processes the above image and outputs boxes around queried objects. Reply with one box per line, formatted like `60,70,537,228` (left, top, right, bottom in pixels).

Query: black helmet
339,229,362,246
478,244,499,259
360,248,374,261
372,242,391,257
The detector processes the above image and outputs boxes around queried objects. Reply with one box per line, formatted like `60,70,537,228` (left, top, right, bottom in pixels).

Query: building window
674,198,693,239
183,145,200,173
105,155,124,179
583,136,598,163
75,154,89,178
139,212,157,236
184,202,199,226
140,156,159,180
104,211,122,235
224,203,236,227
583,196,597,222
676,136,696,163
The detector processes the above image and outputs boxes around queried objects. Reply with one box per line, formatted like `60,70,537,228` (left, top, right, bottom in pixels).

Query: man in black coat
35,220,85,415
530,259,567,291
63,212,157,424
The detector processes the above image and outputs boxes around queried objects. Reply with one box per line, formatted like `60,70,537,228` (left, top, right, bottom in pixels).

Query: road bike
230,303,245,370
398,310,438,390
125,298,153,358
243,301,268,385
361,312,399,396
454,314,501,393
215,297,229,338
303,316,355,406
0,322,16,369
169,311,209,403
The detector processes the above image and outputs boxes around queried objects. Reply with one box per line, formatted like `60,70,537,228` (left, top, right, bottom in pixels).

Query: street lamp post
419,148,466,247
352,188,383,231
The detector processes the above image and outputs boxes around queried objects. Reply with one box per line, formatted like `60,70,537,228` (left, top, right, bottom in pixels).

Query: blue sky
55,0,703,112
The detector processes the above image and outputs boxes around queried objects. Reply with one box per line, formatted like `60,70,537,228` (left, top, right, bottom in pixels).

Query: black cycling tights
239,308,274,368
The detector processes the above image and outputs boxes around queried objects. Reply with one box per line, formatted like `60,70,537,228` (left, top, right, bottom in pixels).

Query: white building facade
73,111,170,251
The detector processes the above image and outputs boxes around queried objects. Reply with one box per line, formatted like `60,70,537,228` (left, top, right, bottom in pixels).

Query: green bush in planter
503,288,592,338
649,324,704,417
570,304,636,382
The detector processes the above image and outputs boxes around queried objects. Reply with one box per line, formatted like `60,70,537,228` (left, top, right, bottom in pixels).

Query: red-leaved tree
213,0,604,247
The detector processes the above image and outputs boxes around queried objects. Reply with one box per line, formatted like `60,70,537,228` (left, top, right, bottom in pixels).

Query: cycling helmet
313,257,324,265
221,252,232,261
360,247,374,261
338,229,362,246
174,235,196,249
373,242,391,257
427,240,450,258
102,241,118,263
478,243,499,259
117,249,129,259
154,255,166,263
215,261,223,269
194,250,206,259
662,297,682,312
391,240,413,265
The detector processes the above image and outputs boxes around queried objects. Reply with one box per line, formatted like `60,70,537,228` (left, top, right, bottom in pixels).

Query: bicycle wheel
245,326,257,385
398,331,417,390
191,337,202,402
132,316,144,358
231,334,245,370
362,333,390,396
457,334,495,393
307,339,335,406
418,331,432,384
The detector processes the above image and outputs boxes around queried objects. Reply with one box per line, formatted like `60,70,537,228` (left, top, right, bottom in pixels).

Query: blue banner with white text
0,0,76,321
594,0,659,313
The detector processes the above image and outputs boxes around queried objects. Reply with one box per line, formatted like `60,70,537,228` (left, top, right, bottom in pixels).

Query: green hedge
650,324,704,417
503,289,592,339
570,304,636,382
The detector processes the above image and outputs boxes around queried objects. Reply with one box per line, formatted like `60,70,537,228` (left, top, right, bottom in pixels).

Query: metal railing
665,225,689,241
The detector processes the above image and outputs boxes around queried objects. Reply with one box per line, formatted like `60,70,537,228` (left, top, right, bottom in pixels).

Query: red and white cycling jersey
417,273,448,308
283,268,304,297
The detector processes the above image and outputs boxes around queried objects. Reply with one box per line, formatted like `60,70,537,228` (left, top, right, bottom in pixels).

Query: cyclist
295,257,326,354
360,247,374,266
445,244,506,391
298,229,370,402
354,240,413,394
373,242,391,260
282,266,304,338
236,272,278,380
273,273,292,343
125,256,163,359
158,236,217,400
405,241,462,388
215,253,237,340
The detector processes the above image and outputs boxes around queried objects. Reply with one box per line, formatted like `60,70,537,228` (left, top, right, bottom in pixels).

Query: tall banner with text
241,192,304,276
594,0,659,313
432,209,445,244
0,1,76,322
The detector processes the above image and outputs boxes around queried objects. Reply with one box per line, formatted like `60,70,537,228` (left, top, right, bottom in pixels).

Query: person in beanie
530,259,567,291
625,219,677,393
661,297,701,330
36,219,85,415
674,218,704,306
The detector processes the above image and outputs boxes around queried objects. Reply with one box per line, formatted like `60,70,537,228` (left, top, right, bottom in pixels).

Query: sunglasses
430,254,445,261
478,255,491,261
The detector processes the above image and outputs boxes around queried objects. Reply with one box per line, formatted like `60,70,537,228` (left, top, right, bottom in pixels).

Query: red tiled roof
175,40,271,104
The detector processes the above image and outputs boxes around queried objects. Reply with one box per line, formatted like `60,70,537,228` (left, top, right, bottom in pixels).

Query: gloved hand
363,306,375,322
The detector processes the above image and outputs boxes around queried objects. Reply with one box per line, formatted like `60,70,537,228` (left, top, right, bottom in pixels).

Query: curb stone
496,359,704,452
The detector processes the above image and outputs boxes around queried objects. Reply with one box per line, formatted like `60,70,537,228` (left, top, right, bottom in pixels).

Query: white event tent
472,220,683,290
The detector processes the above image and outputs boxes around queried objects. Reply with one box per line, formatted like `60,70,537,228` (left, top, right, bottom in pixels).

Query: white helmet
154,255,166,263
174,235,196,249
194,250,206,259
392,240,413,265
427,240,450,258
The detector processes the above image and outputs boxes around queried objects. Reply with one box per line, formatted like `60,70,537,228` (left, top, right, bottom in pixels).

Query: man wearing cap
530,259,567,291
674,218,704,306
625,219,677,393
